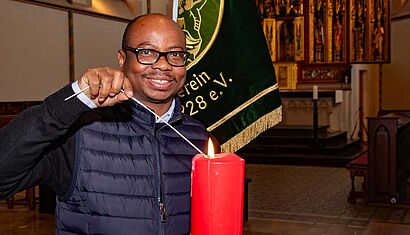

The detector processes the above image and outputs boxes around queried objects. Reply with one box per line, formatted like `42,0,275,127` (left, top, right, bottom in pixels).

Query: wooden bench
347,152,368,204
0,115,16,127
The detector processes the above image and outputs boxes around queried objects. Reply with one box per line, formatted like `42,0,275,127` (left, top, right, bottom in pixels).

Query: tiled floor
244,219,410,235
2,164,410,234
244,164,410,234
244,219,364,235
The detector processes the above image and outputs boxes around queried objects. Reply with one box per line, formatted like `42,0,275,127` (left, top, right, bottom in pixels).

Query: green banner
177,0,282,152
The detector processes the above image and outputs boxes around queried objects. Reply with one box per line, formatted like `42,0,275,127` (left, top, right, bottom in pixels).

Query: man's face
119,16,187,107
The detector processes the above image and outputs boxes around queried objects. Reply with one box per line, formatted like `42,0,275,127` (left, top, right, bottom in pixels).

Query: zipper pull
160,202,167,222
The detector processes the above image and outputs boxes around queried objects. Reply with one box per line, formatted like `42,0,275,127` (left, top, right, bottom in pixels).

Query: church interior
1,0,410,234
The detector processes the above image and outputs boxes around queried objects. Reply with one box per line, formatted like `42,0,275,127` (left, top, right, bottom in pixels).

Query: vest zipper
160,201,166,222
154,128,167,235
159,165,167,223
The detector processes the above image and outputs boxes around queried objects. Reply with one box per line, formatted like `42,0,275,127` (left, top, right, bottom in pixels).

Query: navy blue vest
55,101,208,235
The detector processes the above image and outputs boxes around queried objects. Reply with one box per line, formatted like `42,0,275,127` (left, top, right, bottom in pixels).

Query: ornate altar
349,0,390,63
256,0,390,90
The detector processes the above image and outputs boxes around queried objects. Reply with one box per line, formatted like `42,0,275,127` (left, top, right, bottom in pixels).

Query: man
0,13,208,234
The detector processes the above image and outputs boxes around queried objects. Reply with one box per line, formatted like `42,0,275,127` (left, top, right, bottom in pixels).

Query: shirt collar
156,99,175,123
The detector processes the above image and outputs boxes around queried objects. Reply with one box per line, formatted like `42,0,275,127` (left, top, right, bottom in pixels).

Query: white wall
382,19,410,110
0,0,130,102
350,64,379,141
73,14,126,80
0,0,69,101
150,0,173,16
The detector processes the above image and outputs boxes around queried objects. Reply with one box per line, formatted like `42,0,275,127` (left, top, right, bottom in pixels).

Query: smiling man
0,13,209,235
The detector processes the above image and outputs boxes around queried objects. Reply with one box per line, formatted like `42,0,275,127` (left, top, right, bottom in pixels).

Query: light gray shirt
72,81,175,123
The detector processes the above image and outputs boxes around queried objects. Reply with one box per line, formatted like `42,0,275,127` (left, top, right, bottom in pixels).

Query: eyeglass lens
137,49,187,67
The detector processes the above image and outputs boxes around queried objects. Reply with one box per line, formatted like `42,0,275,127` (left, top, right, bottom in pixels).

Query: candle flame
207,138,215,159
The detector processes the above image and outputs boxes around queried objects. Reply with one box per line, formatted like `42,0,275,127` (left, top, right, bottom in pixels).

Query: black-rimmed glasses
123,46,189,67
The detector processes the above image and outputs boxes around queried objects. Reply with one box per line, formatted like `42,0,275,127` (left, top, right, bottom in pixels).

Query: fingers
110,71,123,97
122,76,134,98
97,70,112,102
87,70,102,100
78,67,133,107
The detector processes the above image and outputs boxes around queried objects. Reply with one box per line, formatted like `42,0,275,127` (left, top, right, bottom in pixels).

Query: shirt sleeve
71,81,97,109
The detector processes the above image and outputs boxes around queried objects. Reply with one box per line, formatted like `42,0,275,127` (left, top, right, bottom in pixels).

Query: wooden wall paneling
0,102,43,116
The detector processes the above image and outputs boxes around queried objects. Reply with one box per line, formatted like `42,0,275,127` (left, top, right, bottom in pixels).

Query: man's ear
118,49,125,68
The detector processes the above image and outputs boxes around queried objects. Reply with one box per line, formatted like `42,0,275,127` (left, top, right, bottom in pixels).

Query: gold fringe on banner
220,106,282,153
207,84,278,132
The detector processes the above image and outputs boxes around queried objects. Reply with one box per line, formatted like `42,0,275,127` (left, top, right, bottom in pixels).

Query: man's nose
152,55,172,70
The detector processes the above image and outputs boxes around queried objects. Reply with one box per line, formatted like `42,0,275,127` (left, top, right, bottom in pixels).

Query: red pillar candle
191,139,245,235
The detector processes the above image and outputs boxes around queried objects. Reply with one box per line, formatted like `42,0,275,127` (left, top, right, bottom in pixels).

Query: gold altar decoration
274,63,298,90
256,0,390,90
349,0,390,63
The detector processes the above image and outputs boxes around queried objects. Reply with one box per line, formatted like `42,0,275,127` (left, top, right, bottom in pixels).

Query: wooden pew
367,112,410,205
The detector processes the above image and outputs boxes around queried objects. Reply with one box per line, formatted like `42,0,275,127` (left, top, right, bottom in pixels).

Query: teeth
152,79,169,84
